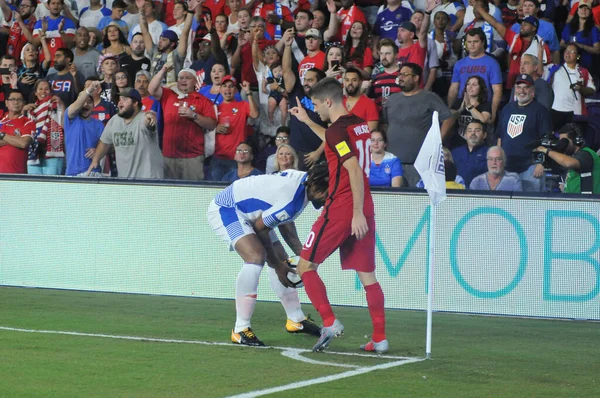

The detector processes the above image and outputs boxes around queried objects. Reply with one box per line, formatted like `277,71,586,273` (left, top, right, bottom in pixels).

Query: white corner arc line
226,357,425,398
280,349,359,369
0,326,419,361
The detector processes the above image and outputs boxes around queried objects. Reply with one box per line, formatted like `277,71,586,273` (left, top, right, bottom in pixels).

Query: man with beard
190,30,227,87
119,32,151,83
73,27,102,80
396,21,426,69
87,88,164,179
32,0,76,66
383,63,453,187
451,119,489,187
46,48,85,108
0,0,37,63
343,68,378,131
369,39,401,115
497,74,551,192
85,76,116,126
469,146,522,191
139,0,196,85
64,80,105,176
148,66,217,180
533,123,600,194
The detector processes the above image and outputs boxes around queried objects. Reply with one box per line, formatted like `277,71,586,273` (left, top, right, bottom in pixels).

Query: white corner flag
414,111,447,206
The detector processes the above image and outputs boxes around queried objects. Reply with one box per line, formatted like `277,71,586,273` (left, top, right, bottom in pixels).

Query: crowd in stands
0,0,599,193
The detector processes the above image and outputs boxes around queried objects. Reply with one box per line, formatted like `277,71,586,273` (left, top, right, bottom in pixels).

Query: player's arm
343,156,368,240
289,97,326,140
278,222,303,256
254,218,295,287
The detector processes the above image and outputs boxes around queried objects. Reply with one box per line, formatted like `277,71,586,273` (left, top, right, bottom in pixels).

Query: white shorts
207,200,279,251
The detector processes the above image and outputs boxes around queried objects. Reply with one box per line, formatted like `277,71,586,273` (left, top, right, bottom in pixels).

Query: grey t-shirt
383,90,453,164
100,111,164,179
148,46,184,86
73,48,101,80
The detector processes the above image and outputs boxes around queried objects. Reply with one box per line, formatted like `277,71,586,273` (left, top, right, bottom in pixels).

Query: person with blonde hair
273,144,299,172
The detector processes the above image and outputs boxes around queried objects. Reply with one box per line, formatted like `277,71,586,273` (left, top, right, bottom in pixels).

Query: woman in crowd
273,144,299,172
322,43,346,82
226,0,242,33
264,127,290,174
253,43,283,135
430,0,466,33
222,142,263,182
111,70,132,105
369,130,403,188
102,23,131,58
98,54,119,104
22,80,66,175
450,75,492,144
344,21,373,79
18,41,52,102
560,1,600,71
430,11,457,98
200,63,241,104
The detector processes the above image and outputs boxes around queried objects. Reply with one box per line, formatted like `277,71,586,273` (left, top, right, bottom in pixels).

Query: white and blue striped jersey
214,170,309,229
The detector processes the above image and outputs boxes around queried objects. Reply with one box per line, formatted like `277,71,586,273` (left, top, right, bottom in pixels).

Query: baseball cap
520,16,539,29
398,21,416,34
305,28,321,40
118,88,142,102
161,30,179,43
515,74,534,86
522,0,540,7
222,75,237,85
579,0,592,8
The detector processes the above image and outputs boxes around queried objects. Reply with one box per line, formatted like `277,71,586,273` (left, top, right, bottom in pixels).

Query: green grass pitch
1,286,599,397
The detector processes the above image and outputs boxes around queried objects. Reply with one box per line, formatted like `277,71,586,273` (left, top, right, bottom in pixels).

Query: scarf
27,97,65,164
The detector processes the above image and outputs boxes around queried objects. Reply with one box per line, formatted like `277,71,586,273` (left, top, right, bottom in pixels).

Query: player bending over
206,167,329,346
290,78,388,354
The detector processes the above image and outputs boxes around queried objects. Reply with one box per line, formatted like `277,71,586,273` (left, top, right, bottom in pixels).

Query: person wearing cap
396,21,427,69
567,0,600,28
119,32,151,83
128,0,168,47
474,1,551,89
497,73,552,192
31,0,76,67
509,54,553,110
208,76,259,181
560,0,600,71
64,80,105,176
298,28,325,84
45,47,85,108
98,53,119,103
509,0,560,64
93,0,124,32
148,65,217,180
533,123,600,194
140,0,198,86
86,87,164,179
252,0,294,41
281,9,314,64
190,29,228,87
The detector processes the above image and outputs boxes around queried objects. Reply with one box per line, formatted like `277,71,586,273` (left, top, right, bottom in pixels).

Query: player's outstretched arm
290,97,326,141
343,157,368,240
278,222,303,256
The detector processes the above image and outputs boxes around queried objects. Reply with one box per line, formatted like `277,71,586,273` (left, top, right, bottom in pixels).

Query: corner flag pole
413,111,447,360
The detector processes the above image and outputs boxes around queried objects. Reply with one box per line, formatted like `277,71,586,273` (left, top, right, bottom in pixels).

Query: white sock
234,263,263,333
267,266,305,323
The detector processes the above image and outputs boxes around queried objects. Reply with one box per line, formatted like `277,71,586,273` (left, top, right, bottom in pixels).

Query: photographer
534,124,600,194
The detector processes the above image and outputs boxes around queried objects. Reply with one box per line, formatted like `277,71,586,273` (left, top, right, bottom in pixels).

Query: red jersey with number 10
323,114,374,219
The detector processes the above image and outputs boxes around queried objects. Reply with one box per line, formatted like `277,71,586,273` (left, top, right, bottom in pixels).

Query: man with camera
533,124,600,194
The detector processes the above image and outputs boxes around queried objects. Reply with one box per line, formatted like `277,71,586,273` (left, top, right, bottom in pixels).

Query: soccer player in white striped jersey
207,165,329,346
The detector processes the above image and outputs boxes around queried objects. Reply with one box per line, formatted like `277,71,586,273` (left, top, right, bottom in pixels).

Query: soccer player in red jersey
290,78,388,354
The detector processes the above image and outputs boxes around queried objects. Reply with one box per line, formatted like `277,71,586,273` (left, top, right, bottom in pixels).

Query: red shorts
300,215,376,272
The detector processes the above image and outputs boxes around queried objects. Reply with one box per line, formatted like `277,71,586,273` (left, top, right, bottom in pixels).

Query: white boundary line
0,326,425,396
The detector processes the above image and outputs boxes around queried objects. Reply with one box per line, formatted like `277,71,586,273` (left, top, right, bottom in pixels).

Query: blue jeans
208,157,237,182
519,164,545,192
27,158,64,175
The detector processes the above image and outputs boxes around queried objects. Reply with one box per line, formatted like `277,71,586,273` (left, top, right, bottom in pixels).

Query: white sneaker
312,319,344,352
360,339,389,354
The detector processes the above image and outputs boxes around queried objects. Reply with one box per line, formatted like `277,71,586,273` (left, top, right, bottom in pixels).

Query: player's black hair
305,162,329,199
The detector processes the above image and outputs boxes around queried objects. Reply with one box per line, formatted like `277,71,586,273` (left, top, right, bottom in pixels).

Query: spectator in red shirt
149,66,217,180
343,67,378,131
0,0,37,64
334,0,367,44
208,75,259,181
0,90,35,174
343,21,373,79
396,21,427,69
298,28,326,84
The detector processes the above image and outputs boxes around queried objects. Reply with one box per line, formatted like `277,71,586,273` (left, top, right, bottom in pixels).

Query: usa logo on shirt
507,115,526,139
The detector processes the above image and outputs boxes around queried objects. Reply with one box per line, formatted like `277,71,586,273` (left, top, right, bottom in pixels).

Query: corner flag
414,111,446,206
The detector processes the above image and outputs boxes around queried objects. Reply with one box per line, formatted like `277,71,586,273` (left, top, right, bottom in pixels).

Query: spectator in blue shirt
470,146,523,191
222,142,263,182
452,119,489,186
510,0,560,63
369,130,403,188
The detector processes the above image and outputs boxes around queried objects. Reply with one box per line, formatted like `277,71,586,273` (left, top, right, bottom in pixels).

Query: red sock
301,270,336,327
365,282,386,342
